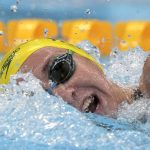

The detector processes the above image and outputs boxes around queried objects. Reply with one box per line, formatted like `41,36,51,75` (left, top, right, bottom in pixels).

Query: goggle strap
68,50,73,55
47,86,53,95
47,82,57,95
51,82,57,89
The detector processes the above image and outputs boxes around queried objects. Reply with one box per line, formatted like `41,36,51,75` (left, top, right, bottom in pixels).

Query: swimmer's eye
48,52,76,85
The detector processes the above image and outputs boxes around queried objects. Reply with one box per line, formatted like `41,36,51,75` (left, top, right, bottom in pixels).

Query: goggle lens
50,61,70,83
48,52,75,85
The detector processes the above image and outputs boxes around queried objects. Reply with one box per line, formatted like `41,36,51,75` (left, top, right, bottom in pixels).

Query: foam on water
106,47,149,87
0,73,105,148
0,72,150,150
0,41,150,149
77,40,101,64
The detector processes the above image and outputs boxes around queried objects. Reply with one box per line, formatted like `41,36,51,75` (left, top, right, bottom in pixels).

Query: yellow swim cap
0,38,103,84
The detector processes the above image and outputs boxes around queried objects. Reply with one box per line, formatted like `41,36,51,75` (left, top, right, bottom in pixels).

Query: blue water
1,0,150,23
0,43,150,150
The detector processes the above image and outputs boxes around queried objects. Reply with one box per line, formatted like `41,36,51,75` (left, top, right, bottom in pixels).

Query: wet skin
20,46,133,117
140,55,150,97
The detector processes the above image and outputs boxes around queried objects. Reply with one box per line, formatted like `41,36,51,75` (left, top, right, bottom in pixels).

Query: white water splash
77,40,101,64
105,46,149,87
0,72,106,148
0,72,150,149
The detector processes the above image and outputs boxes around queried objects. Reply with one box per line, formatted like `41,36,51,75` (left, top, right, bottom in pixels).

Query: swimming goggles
47,50,75,94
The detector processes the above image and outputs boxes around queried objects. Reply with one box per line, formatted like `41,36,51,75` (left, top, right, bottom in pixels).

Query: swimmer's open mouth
82,95,99,113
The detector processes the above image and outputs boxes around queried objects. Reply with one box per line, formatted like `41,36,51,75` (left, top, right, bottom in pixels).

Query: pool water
0,41,150,150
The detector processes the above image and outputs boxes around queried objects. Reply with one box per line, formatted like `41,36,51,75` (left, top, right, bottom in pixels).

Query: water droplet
10,5,18,13
10,0,21,13
16,0,21,5
44,28,48,37
0,31,3,36
101,37,106,43
84,9,91,15
128,34,131,38
120,40,126,45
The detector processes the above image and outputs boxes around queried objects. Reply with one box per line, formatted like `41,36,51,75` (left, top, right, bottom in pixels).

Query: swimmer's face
20,47,121,117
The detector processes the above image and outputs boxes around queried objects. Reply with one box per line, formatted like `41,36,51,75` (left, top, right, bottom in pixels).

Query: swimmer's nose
53,85,83,109
53,85,75,100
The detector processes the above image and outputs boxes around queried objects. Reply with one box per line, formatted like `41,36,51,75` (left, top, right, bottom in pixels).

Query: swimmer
0,38,148,117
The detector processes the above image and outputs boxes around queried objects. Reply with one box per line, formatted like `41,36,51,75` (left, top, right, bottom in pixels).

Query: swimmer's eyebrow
42,56,56,72
48,56,56,67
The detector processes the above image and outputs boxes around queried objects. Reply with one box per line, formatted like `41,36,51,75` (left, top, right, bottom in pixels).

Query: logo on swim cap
0,47,20,78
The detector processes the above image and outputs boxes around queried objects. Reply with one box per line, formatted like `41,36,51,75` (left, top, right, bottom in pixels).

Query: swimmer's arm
110,81,134,104
139,55,150,97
